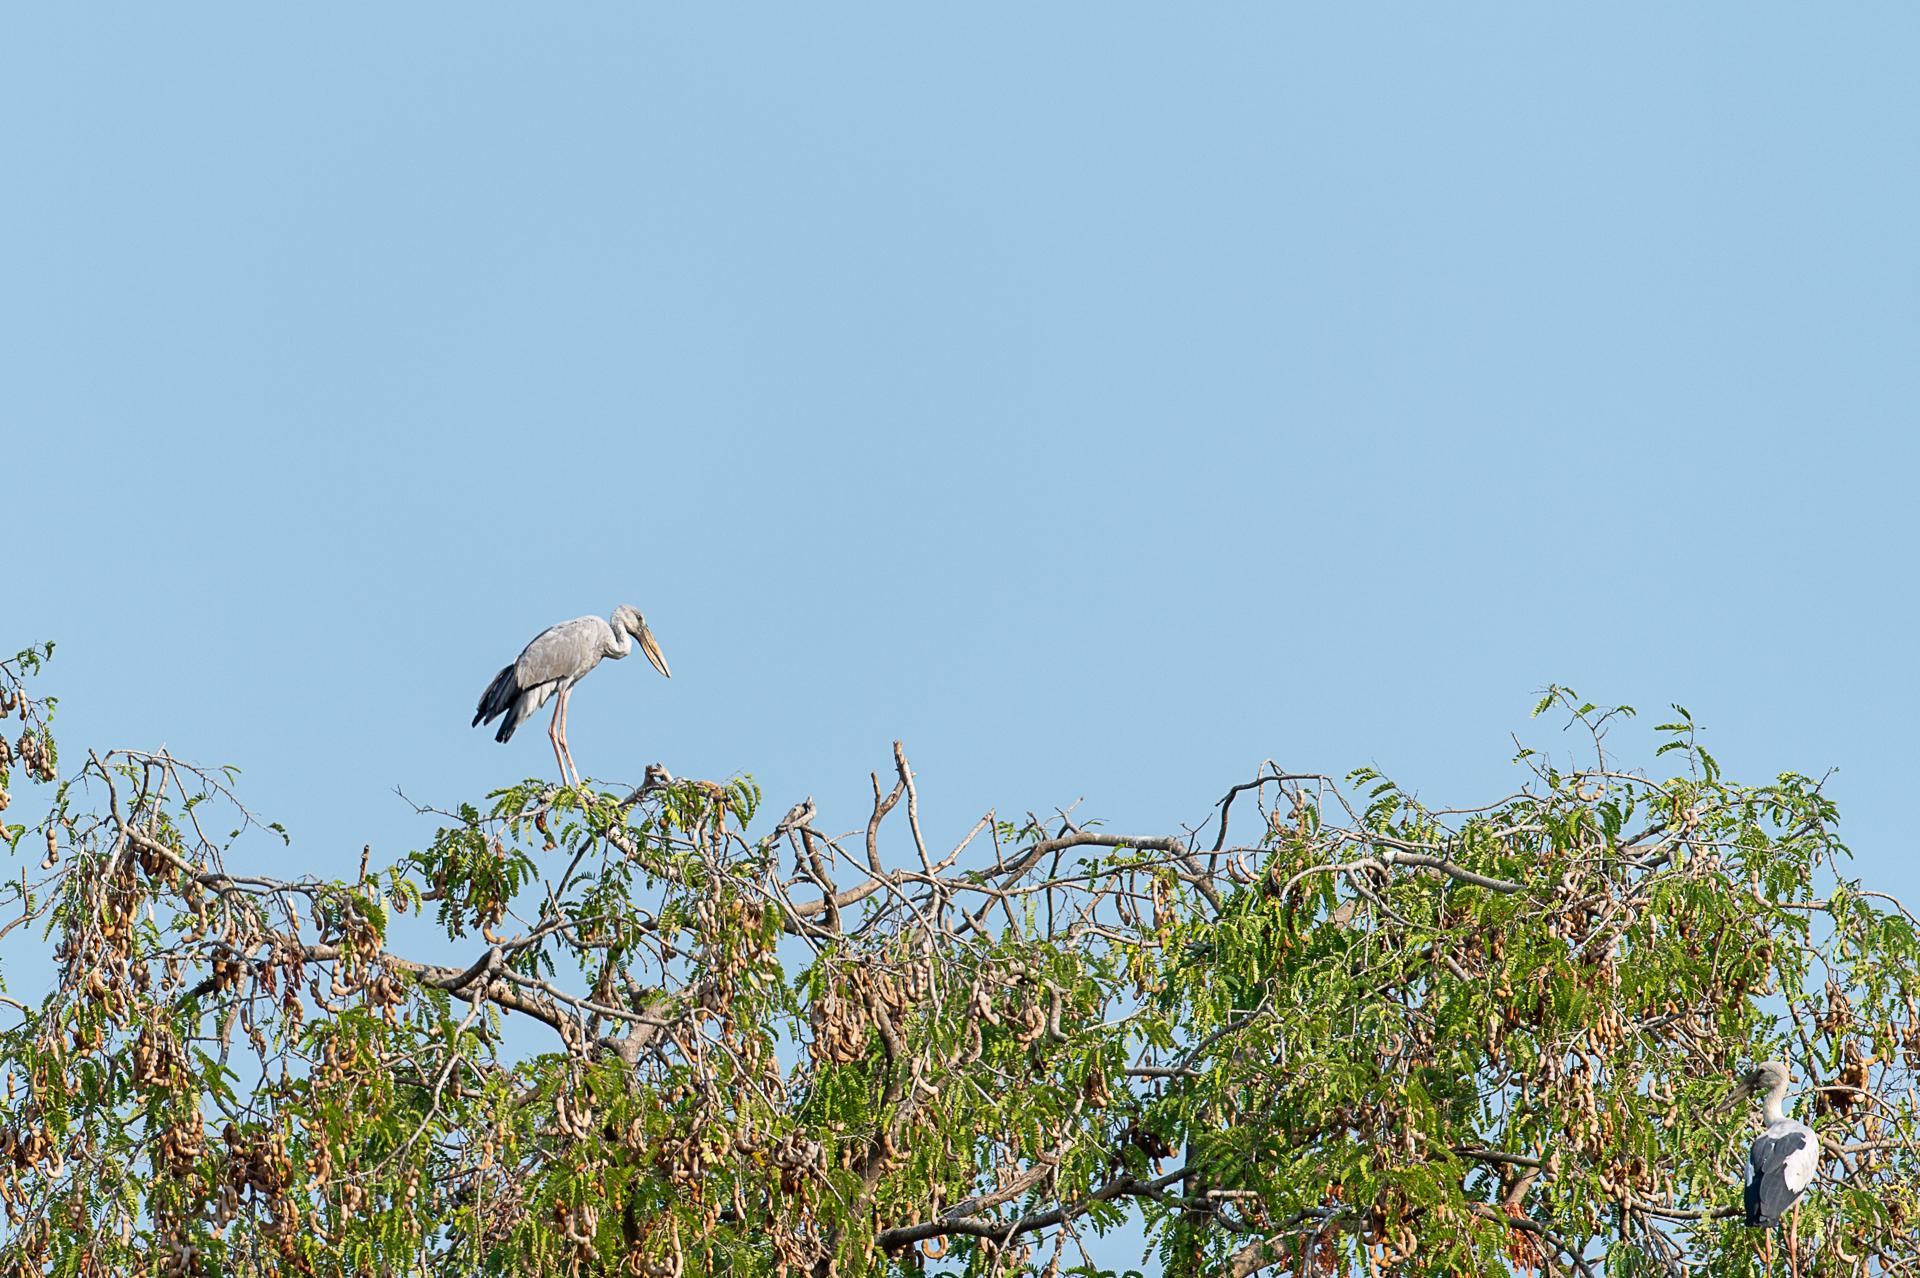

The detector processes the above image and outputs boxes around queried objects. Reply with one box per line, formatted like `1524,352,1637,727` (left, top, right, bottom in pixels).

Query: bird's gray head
1726,1060,1795,1109
611,604,671,679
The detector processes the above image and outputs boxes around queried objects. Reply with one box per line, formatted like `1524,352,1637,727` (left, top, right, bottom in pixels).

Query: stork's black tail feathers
473,665,520,738
1744,1180,1778,1230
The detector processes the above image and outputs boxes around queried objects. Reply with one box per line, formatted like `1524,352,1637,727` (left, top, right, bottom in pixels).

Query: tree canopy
1,642,1916,1277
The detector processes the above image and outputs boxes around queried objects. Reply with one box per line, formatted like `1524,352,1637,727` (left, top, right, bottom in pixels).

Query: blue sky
6,5,1916,1007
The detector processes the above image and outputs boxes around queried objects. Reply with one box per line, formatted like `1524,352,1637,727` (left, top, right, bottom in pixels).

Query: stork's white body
1746,1111,1818,1229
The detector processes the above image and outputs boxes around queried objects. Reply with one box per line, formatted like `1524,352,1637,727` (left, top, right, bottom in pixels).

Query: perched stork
472,604,670,786
1729,1060,1819,1271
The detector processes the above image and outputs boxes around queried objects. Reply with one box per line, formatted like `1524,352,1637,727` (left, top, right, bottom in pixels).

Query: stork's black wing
1745,1128,1812,1229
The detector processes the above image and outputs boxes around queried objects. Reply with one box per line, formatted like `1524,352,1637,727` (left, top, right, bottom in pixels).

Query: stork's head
612,604,671,679
1726,1060,1796,1109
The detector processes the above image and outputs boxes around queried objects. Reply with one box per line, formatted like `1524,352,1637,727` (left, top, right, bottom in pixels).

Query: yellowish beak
641,630,671,679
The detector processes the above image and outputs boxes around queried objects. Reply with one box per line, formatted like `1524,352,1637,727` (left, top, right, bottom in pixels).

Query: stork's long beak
640,627,671,679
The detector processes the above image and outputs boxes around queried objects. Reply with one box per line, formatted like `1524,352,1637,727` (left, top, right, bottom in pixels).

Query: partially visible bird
774,797,817,840
1729,1060,1819,1271
472,604,670,786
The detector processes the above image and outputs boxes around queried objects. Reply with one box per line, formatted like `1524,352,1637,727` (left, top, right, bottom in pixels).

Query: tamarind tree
1,640,1917,1277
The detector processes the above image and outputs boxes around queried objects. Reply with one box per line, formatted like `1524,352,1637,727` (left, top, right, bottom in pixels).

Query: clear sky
5,0,1916,1085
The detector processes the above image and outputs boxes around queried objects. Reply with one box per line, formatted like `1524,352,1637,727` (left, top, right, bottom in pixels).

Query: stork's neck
606,623,634,659
1763,1079,1791,1126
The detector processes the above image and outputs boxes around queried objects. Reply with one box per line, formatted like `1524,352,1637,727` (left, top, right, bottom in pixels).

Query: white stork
472,604,671,786
1729,1060,1819,1272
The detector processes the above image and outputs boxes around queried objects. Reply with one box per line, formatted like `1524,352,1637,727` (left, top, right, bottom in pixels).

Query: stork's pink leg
548,693,569,785
557,686,581,788
1788,1211,1800,1278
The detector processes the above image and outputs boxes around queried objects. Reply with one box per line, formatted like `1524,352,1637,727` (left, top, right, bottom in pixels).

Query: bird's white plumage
1775,1120,1819,1195
512,615,621,690
1745,1114,1818,1227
